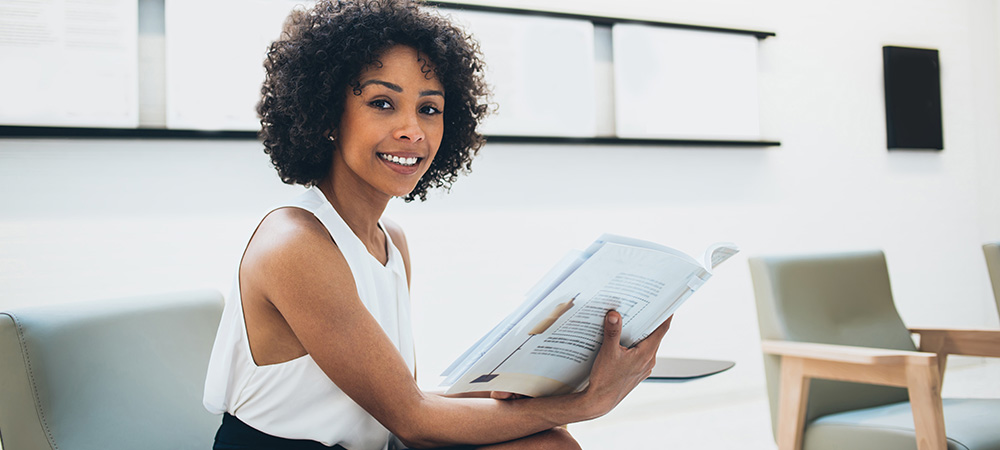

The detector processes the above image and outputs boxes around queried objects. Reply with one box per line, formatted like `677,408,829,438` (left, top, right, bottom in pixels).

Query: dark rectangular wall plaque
883,46,944,150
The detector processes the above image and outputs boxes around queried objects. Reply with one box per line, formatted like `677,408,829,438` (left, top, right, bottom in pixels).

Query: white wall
2,0,999,398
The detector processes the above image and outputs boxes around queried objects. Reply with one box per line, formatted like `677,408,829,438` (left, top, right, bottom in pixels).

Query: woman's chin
389,186,418,199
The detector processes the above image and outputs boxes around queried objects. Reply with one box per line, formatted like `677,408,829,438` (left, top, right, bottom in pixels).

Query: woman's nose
394,113,425,143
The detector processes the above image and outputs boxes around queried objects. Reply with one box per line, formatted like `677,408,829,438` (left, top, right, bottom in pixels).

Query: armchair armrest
910,328,1000,358
761,340,935,366
761,339,946,450
761,339,939,388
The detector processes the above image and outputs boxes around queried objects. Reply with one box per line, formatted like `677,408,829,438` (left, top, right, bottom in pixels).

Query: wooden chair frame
763,328,1000,450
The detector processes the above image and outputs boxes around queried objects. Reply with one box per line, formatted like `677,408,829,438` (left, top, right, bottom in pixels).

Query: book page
441,250,586,385
583,234,698,264
705,242,740,270
446,243,703,396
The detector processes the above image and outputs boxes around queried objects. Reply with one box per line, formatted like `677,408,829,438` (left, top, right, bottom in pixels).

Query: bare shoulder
241,207,346,295
248,207,334,256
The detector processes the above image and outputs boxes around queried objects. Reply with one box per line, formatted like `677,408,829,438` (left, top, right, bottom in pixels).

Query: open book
440,234,738,397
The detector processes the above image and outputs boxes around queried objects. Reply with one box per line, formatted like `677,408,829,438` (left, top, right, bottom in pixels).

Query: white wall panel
444,9,597,137
0,0,138,127
612,24,760,140
164,0,310,130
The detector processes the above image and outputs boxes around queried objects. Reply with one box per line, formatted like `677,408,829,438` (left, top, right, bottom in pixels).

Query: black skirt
213,413,349,450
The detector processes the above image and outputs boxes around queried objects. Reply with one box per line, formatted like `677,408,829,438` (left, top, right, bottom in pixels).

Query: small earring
327,135,336,142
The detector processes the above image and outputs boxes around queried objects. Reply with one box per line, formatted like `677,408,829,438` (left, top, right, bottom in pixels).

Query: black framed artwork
883,46,944,150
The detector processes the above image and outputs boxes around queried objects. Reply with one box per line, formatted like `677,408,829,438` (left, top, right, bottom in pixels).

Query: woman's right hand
582,310,672,417
490,391,529,400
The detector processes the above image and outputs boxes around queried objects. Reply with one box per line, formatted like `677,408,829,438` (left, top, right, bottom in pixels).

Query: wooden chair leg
917,332,949,382
906,360,947,450
778,357,810,450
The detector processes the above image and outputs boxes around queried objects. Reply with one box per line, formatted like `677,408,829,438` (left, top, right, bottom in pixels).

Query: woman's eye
420,105,442,115
370,99,392,110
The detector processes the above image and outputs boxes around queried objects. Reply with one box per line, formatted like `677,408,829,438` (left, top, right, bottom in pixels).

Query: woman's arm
243,210,669,448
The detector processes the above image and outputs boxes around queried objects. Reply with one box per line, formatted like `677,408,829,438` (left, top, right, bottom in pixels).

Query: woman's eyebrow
358,79,443,98
358,79,402,92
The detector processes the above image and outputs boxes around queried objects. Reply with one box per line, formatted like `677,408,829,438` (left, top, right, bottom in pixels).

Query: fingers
600,311,671,358
634,315,673,355
648,315,673,341
490,391,529,400
491,391,513,400
601,310,622,350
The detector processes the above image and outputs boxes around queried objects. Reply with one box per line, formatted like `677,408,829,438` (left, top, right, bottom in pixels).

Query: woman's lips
377,152,423,175
378,152,420,166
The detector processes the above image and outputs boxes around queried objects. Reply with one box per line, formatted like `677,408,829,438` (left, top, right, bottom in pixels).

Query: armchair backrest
749,251,915,439
984,242,1000,317
0,290,224,450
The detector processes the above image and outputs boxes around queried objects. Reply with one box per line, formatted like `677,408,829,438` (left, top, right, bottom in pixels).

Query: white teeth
380,153,418,166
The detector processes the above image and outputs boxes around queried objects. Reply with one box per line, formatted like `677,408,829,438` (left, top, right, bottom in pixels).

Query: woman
203,1,671,449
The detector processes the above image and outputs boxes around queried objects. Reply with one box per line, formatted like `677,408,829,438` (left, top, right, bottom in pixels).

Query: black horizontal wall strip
485,135,780,147
0,126,779,147
0,126,257,140
425,1,776,39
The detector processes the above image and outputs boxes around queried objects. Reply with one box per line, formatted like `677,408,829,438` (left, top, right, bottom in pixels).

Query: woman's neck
316,176,389,256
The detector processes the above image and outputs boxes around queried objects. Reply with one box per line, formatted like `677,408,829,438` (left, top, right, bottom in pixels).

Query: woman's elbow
398,427,583,450
392,425,445,450
382,397,445,449
395,434,436,450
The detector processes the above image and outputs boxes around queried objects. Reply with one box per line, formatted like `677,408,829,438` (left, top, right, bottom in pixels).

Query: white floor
571,356,1000,449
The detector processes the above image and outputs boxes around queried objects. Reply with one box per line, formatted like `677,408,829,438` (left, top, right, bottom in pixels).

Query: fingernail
609,313,619,324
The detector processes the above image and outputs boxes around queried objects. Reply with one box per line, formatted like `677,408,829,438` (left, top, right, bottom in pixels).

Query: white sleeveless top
203,186,415,450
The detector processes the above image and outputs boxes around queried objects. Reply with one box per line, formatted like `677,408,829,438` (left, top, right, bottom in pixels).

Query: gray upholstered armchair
984,242,1000,317
0,290,224,450
749,251,1000,450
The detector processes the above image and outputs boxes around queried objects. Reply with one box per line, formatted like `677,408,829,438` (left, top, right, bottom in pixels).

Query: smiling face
330,45,445,201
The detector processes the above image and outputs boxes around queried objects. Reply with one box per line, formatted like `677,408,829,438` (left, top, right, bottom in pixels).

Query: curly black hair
258,0,489,201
